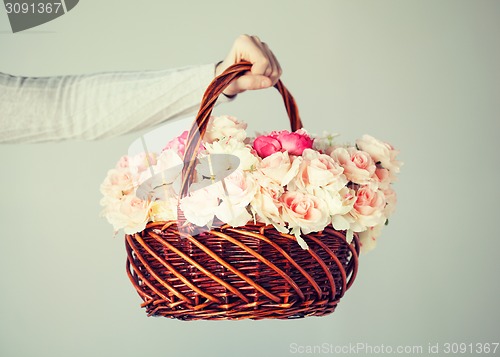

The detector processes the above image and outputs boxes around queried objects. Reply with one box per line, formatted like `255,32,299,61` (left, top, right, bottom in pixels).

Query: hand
215,34,282,97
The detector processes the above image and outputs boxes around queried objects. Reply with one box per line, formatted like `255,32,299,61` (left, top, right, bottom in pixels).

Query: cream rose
179,185,220,227
250,172,286,230
289,148,347,193
149,198,178,222
105,195,151,234
331,187,357,231
205,137,258,171
215,170,258,227
356,135,401,173
204,115,248,143
257,151,302,186
312,131,340,153
100,168,135,199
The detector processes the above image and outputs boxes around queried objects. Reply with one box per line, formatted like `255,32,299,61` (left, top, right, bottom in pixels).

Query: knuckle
237,34,252,43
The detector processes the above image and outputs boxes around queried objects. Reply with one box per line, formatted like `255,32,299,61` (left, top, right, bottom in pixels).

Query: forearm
0,63,218,143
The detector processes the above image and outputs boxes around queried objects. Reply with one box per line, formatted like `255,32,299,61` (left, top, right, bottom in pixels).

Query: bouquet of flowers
100,115,401,253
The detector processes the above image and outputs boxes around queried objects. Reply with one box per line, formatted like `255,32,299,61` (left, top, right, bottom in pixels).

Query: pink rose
253,129,314,158
372,167,391,190
163,130,204,158
331,147,376,185
253,135,282,158
280,191,330,235
163,130,189,157
276,129,314,156
351,186,386,229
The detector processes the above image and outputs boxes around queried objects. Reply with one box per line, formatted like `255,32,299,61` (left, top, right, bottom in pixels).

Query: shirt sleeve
0,63,229,143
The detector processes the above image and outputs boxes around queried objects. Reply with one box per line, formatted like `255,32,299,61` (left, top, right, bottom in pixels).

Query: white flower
215,170,258,227
135,149,184,200
257,151,302,186
179,185,220,227
204,115,247,143
289,148,347,194
356,135,402,173
205,137,258,171
312,131,340,152
105,195,151,234
331,187,357,230
250,172,286,230
149,198,178,222
358,223,384,253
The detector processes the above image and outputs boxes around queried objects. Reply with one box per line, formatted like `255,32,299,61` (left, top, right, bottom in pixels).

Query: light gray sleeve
0,63,225,143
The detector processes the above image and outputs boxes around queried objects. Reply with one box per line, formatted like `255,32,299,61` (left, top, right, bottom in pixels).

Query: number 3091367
5,2,63,14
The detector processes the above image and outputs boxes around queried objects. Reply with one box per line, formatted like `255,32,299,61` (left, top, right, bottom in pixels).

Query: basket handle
179,60,302,198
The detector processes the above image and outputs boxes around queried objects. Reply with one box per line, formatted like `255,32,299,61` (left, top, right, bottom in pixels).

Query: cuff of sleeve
195,62,237,105
211,62,237,104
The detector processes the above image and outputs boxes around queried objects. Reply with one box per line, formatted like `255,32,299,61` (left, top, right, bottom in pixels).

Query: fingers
222,74,272,97
248,35,281,85
218,34,283,96
237,74,273,91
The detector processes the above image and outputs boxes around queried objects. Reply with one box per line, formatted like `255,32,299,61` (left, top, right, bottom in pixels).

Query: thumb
233,74,272,92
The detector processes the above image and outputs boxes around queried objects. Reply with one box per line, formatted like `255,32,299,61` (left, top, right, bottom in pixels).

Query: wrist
214,60,237,99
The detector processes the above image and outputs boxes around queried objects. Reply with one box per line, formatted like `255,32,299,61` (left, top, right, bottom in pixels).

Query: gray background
1,1,499,356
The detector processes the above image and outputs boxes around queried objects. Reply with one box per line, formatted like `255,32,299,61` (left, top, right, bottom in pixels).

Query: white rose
289,149,347,193
215,170,258,227
105,195,151,234
204,115,248,143
257,151,302,186
250,172,286,230
356,135,402,173
179,185,220,227
312,131,340,153
205,137,259,171
100,168,135,199
149,198,178,222
331,187,358,230
136,149,184,199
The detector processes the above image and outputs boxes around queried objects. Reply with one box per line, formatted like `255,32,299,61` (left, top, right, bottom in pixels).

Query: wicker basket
125,62,360,320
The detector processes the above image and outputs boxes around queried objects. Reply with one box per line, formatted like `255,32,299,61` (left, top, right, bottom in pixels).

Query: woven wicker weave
125,62,360,320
